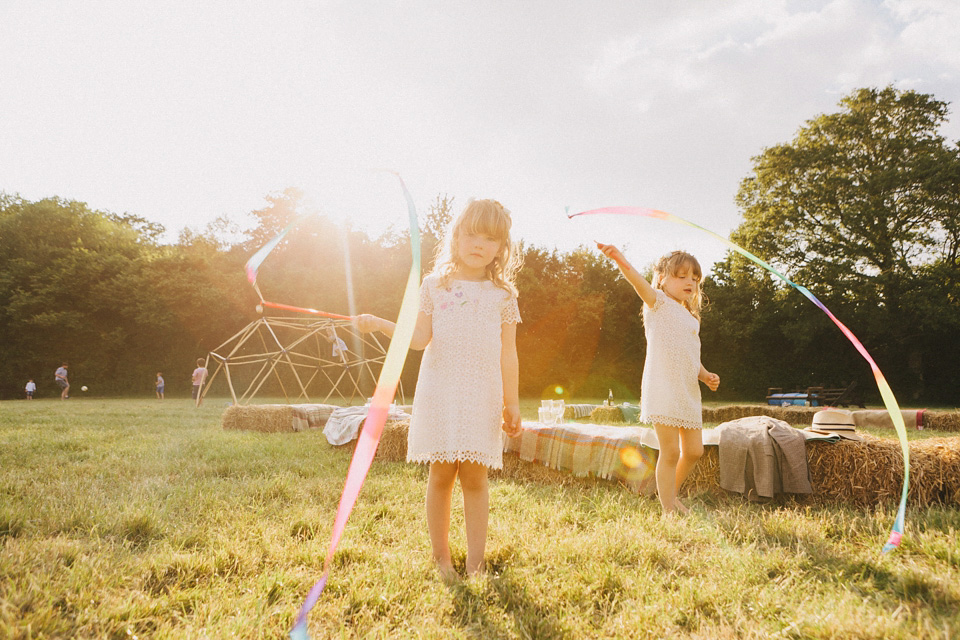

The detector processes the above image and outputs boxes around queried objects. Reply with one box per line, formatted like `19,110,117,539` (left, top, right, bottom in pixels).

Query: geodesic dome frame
198,316,403,406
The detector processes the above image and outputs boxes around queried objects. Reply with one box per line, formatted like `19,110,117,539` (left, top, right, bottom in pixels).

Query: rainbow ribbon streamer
287,173,421,640
570,207,909,553
245,211,316,286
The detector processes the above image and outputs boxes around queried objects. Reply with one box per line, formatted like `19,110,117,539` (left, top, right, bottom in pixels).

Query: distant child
25,379,36,400
191,359,207,404
55,362,70,400
354,199,523,579
324,327,349,370
597,244,720,515
156,372,165,400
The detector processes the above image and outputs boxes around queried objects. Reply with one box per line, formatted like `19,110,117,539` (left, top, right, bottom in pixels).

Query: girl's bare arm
500,321,521,435
596,243,658,307
353,311,433,350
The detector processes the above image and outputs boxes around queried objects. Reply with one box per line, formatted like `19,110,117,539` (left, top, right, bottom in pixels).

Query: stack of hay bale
221,404,300,433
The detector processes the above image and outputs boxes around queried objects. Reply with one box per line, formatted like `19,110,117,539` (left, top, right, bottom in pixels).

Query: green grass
1,399,958,639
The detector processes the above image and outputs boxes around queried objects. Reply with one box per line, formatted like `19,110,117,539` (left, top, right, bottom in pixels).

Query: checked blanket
504,422,659,495
564,404,600,419
290,404,338,432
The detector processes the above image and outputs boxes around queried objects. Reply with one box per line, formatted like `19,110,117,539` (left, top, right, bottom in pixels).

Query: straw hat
806,408,862,441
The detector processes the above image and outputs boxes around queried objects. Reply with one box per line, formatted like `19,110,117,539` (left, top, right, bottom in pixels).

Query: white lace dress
640,289,703,429
407,274,522,469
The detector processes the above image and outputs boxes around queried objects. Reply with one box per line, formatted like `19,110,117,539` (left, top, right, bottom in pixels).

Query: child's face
456,230,501,273
661,265,700,304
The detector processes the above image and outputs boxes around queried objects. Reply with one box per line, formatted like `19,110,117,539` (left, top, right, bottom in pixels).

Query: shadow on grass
710,503,960,614
447,566,572,640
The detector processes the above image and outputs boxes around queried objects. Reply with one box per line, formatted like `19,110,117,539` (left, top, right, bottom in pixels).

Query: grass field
1,398,958,639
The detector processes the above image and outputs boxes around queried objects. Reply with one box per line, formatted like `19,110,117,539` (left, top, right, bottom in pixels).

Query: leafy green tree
516,244,642,398
0,195,157,396
717,87,960,401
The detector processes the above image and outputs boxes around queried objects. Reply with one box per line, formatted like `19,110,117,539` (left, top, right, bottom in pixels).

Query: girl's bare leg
654,423,681,513
673,428,704,514
458,461,490,576
426,461,459,579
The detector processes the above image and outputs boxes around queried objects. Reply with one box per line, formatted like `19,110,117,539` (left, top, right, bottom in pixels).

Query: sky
2,0,959,272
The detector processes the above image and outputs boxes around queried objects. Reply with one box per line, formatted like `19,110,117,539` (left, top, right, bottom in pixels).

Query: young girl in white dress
597,243,720,514
355,199,522,578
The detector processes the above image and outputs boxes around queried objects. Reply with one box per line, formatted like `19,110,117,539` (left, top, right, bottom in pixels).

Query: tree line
2,87,958,404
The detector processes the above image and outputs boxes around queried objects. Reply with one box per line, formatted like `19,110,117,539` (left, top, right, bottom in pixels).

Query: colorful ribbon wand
243,211,357,319
286,173,421,639
570,206,910,553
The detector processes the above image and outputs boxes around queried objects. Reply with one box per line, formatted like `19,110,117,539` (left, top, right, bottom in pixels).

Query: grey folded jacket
717,415,812,499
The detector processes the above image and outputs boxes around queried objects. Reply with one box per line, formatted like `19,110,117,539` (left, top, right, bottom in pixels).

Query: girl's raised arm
353,311,433,350
596,243,658,308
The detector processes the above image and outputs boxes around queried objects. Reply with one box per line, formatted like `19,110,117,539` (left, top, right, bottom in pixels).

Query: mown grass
1,398,958,639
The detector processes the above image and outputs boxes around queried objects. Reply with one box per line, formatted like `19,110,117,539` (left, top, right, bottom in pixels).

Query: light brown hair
433,199,522,296
652,250,704,320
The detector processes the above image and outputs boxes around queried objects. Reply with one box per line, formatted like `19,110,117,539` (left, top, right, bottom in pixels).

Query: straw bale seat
564,404,600,420
685,433,960,506
703,405,960,432
590,406,629,424
221,403,339,433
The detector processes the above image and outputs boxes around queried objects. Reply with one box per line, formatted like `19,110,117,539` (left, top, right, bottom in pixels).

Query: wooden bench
766,382,865,408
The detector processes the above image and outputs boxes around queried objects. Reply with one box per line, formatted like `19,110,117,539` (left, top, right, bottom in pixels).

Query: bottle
608,389,614,406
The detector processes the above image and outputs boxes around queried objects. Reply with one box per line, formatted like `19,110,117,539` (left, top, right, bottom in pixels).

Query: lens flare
620,446,643,469
554,386,564,395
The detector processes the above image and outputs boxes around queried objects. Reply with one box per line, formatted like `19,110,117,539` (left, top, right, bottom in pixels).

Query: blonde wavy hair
433,199,521,296
652,250,704,320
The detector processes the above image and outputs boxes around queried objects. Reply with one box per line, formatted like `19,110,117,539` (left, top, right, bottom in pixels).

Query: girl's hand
596,242,629,270
700,370,720,392
502,405,522,437
353,314,382,334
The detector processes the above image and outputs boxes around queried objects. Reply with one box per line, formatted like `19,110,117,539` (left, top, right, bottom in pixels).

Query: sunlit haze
2,0,959,272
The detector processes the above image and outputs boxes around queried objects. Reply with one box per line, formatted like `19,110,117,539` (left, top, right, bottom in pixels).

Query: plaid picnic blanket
290,404,338,432
504,422,659,495
565,404,599,419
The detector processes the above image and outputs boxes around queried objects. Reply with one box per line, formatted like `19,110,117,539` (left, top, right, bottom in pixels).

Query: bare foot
437,563,459,583
675,499,690,515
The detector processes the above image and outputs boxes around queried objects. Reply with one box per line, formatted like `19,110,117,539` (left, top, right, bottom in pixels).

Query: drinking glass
553,400,566,423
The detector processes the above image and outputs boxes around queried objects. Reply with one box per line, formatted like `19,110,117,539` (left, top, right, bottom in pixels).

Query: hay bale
375,419,409,462
289,404,339,431
682,433,960,507
221,404,297,432
591,406,627,424
329,418,410,461
701,406,960,432
923,410,960,432
702,405,821,425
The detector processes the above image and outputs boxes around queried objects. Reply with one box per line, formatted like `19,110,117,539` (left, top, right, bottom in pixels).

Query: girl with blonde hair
355,198,522,578
597,244,719,514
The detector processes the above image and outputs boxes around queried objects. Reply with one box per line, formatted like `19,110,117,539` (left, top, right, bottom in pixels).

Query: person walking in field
55,363,70,400
25,379,36,399
191,359,207,404
354,199,523,580
597,244,720,515
156,372,165,400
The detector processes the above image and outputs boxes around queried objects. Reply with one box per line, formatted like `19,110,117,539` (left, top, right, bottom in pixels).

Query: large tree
717,87,960,400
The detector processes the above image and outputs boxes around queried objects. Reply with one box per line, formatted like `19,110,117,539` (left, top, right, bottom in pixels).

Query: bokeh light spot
620,446,642,469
